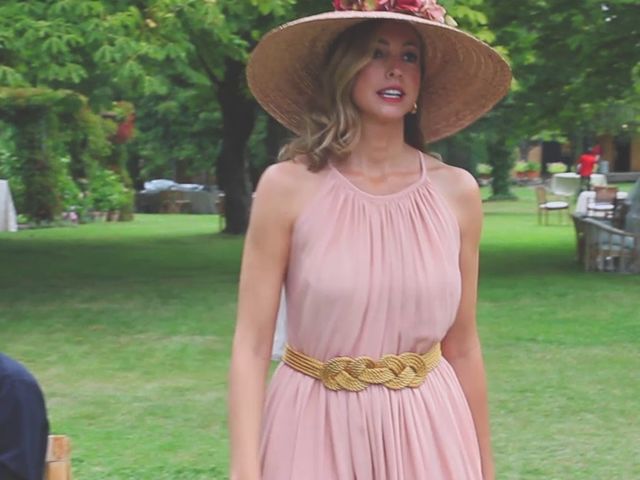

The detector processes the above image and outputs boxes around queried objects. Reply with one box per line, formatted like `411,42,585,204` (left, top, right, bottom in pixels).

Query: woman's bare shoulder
424,153,479,202
423,154,482,234
254,156,329,225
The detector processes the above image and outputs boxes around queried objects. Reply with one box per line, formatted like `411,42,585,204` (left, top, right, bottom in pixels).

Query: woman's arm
228,164,296,480
440,169,494,480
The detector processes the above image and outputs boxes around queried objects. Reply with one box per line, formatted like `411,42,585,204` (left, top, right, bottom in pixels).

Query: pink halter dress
260,153,483,479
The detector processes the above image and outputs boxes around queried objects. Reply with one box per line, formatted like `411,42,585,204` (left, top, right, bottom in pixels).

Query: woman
229,2,511,479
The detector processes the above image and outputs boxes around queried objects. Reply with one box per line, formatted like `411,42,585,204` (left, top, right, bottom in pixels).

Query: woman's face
351,21,422,125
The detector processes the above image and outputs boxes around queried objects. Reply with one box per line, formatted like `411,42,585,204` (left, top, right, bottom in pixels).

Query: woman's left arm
440,168,494,480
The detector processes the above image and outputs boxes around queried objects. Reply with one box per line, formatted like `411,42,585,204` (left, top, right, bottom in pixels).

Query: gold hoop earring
411,103,418,115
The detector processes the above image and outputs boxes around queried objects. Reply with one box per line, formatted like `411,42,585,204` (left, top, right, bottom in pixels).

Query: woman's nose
386,56,403,78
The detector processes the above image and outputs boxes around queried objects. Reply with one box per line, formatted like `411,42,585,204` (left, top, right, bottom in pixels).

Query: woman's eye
404,51,419,63
372,48,384,59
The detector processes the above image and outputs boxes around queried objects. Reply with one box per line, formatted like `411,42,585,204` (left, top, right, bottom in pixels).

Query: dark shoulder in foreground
0,353,39,385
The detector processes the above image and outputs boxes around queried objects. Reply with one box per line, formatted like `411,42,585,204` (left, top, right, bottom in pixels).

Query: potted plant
526,161,541,179
513,161,529,180
547,162,568,174
476,162,492,179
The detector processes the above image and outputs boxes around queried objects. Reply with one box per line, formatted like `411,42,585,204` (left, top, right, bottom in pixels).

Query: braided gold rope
283,343,441,392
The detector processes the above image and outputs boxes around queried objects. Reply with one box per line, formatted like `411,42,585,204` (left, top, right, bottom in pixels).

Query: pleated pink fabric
260,153,483,479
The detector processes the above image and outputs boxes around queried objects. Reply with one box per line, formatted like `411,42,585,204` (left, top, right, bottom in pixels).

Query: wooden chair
587,186,618,219
571,214,586,264
535,186,569,225
44,435,72,480
573,214,640,273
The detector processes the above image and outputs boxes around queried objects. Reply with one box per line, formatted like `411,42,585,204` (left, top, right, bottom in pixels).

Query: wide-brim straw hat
247,8,512,143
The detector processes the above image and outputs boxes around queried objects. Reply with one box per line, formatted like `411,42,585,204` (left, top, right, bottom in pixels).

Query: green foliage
431,128,490,175
3,0,636,227
547,162,568,174
526,160,541,173
131,92,221,182
485,0,640,136
57,156,84,211
0,89,79,222
0,87,131,223
111,101,135,122
17,118,63,222
0,124,25,211
441,0,493,42
0,87,84,119
66,107,116,183
513,160,529,174
487,136,518,200
477,162,492,176
88,166,129,212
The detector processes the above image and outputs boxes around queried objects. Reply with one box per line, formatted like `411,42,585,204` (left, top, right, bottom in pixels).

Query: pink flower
333,0,363,10
419,0,447,23
393,0,424,14
332,0,449,24
376,0,393,8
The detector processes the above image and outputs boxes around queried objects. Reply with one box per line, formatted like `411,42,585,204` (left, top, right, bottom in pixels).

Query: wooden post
45,435,72,480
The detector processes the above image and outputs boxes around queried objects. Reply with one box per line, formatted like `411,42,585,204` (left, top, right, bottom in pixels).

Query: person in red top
578,148,598,190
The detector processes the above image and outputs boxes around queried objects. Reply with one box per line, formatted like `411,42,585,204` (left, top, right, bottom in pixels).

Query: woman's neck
346,118,411,173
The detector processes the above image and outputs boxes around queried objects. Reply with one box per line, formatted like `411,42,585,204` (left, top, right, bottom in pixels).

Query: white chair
536,186,569,225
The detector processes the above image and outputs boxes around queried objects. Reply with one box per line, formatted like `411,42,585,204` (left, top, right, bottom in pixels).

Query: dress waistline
282,343,442,392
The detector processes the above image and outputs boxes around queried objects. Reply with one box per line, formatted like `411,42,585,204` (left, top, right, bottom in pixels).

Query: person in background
578,147,598,191
0,353,49,480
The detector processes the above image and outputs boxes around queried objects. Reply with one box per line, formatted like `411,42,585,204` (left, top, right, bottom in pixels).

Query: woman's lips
377,87,405,103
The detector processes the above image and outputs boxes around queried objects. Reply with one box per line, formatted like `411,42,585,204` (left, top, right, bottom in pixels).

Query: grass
1,184,638,479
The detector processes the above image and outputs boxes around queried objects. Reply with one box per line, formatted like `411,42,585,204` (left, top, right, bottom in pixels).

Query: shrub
513,161,529,174
0,88,84,222
547,162,568,174
526,161,541,173
0,126,25,212
89,167,127,212
477,163,492,176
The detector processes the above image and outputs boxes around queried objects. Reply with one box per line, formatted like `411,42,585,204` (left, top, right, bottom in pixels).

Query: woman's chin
360,110,409,126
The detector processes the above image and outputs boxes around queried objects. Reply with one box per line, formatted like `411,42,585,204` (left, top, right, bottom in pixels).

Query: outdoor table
0,179,18,232
575,190,628,216
550,172,607,197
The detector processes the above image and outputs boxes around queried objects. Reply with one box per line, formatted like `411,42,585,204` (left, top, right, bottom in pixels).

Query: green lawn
0,185,638,479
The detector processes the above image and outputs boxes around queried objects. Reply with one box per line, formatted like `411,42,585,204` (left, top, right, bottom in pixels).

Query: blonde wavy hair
278,20,426,171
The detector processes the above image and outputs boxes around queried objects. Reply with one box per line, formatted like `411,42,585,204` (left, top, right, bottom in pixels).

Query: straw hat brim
247,11,512,143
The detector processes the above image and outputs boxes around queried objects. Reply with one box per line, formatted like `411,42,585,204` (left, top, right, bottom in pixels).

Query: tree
486,0,640,141
0,0,303,233
0,88,85,222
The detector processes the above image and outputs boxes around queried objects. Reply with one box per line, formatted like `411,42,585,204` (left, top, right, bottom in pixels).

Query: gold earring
411,102,418,114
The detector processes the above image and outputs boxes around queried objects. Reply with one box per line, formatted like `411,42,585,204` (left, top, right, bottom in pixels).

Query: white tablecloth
0,179,18,232
575,190,628,215
550,173,607,196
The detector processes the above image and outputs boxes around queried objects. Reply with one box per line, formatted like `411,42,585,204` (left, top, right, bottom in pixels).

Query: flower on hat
333,0,452,24
332,0,372,11
416,0,447,23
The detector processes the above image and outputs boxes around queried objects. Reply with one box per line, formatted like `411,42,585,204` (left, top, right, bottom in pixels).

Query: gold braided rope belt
282,343,442,392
